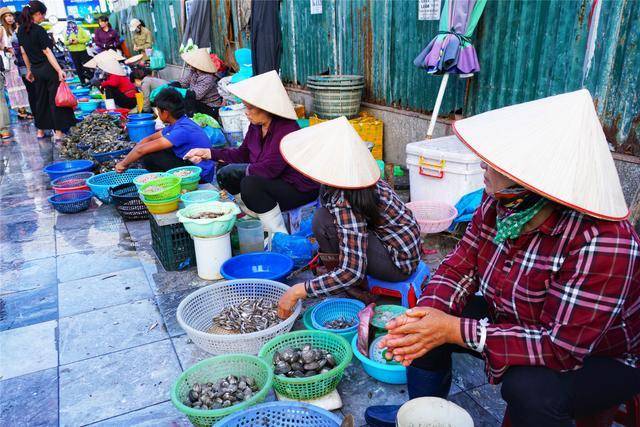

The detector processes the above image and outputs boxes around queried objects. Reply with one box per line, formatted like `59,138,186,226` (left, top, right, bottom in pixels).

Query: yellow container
143,196,180,214
309,112,383,160
135,92,144,113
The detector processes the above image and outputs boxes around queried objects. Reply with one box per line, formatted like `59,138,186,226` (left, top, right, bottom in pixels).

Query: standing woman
18,1,75,140
11,12,36,115
0,7,31,120
93,15,119,53
63,18,91,84
129,19,152,61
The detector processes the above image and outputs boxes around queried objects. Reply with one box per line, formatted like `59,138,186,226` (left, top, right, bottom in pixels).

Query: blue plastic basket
180,190,220,207
127,119,156,142
220,252,294,282
90,147,132,163
43,160,94,181
212,402,342,427
310,298,365,338
86,169,148,203
48,190,93,214
72,87,90,97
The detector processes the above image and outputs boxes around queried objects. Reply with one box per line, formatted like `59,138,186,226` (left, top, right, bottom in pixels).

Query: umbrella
414,0,487,137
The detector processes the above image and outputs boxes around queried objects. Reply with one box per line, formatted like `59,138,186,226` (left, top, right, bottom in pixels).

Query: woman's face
3,14,14,25
99,19,108,29
481,162,517,195
244,103,271,126
33,11,45,24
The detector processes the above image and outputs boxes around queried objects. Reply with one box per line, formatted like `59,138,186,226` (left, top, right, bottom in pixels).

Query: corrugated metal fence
109,0,639,156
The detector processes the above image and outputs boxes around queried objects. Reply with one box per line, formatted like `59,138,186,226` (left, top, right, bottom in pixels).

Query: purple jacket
94,27,119,51
211,117,319,193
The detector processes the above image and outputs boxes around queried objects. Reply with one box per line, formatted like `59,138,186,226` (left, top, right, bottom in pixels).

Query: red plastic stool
367,261,430,308
501,394,640,427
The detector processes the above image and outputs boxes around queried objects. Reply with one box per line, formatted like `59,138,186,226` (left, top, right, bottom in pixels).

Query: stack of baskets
167,166,202,192
133,172,170,191
109,182,149,221
307,75,364,119
138,175,182,214
51,172,94,194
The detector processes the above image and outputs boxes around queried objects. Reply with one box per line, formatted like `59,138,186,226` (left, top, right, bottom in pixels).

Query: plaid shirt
419,195,640,383
306,180,422,296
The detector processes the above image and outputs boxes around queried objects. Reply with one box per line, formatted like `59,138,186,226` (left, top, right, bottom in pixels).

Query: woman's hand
58,70,66,82
379,307,462,366
26,71,34,82
277,283,307,319
183,148,211,164
114,161,127,173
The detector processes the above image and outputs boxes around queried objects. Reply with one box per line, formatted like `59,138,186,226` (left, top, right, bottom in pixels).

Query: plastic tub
171,355,273,427
351,334,407,384
310,298,364,337
128,113,155,121
177,202,240,237
406,201,458,234
258,330,353,400
220,252,293,282
406,135,484,206
176,280,301,355
77,100,101,113
127,119,156,142
213,402,342,427
193,233,232,280
237,219,263,253
180,190,220,207
43,160,94,181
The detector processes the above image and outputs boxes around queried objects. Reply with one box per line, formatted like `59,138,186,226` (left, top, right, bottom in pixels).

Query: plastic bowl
77,100,101,113
48,190,93,214
133,172,170,191
258,330,353,400
170,355,273,427
176,280,301,355
51,171,94,194
141,194,180,214
220,252,294,282
128,113,155,121
406,201,458,234
371,305,407,329
212,401,342,427
351,334,407,384
177,201,240,237
43,160,94,181
310,298,364,336
167,166,202,186
72,87,90,97
180,190,220,207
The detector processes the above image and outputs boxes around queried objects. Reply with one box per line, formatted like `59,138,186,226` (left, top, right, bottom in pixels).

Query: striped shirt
305,180,422,296
418,195,640,383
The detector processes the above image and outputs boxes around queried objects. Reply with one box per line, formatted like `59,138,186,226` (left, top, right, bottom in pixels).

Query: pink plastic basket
406,201,458,234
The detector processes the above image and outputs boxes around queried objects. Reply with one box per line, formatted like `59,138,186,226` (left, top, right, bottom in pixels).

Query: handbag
55,81,78,109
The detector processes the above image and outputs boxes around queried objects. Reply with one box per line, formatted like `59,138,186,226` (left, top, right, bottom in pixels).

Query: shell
273,344,337,378
183,376,257,411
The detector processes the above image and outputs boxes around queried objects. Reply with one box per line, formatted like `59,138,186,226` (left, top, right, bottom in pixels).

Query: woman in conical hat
176,46,224,119
95,55,137,110
276,116,423,314
363,90,640,427
184,70,320,237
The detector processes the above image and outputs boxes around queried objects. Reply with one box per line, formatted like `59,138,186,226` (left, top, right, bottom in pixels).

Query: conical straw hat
453,89,628,220
83,50,124,68
280,116,380,188
397,398,473,427
125,53,144,64
95,55,126,76
181,48,218,73
228,70,297,120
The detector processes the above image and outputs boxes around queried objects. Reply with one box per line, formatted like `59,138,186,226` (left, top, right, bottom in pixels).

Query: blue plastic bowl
220,252,294,282
78,100,101,113
127,119,156,142
128,113,155,121
43,160,94,181
311,298,365,336
212,401,342,427
351,334,407,384
180,189,220,207
72,87,90,97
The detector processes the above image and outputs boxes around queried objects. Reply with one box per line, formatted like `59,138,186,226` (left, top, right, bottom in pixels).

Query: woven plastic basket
167,166,202,184
307,75,364,119
48,190,93,214
51,172,94,194
133,172,170,191
109,183,149,221
258,330,352,400
176,280,301,355
212,401,342,427
310,298,364,335
170,355,273,427
139,176,181,201
86,169,148,203
405,201,458,234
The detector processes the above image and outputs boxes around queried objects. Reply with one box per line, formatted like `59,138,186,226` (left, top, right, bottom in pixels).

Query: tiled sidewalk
0,124,504,426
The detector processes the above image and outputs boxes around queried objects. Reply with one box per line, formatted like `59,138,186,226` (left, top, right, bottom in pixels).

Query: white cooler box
406,135,484,206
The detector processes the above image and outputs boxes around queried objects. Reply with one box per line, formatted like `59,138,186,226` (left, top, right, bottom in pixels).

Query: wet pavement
0,122,504,426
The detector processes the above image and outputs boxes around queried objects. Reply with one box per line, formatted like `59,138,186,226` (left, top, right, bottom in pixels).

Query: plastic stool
367,261,430,308
501,394,640,427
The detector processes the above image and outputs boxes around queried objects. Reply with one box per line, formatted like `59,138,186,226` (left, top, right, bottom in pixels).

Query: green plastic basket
258,330,352,400
168,166,202,184
170,355,273,427
139,175,181,201
181,180,199,192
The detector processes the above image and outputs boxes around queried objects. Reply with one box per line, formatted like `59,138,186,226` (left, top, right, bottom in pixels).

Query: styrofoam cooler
219,104,250,137
406,135,484,206
192,233,232,280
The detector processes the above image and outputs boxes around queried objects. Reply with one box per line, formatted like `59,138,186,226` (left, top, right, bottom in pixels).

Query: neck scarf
493,186,547,244
66,21,78,37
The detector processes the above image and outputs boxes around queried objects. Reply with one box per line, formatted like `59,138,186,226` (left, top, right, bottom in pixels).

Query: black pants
142,148,191,172
410,296,640,427
31,62,76,131
216,163,319,214
312,207,411,283
69,50,92,85
104,87,137,110
21,75,37,115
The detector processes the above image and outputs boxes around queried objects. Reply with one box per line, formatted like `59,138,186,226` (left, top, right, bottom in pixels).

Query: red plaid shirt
419,195,640,383
306,180,422,296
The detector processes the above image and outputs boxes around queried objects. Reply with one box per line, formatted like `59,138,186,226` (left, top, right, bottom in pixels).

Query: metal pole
427,73,450,139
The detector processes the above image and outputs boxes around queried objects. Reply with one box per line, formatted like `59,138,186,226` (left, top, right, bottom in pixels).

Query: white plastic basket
176,280,301,355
